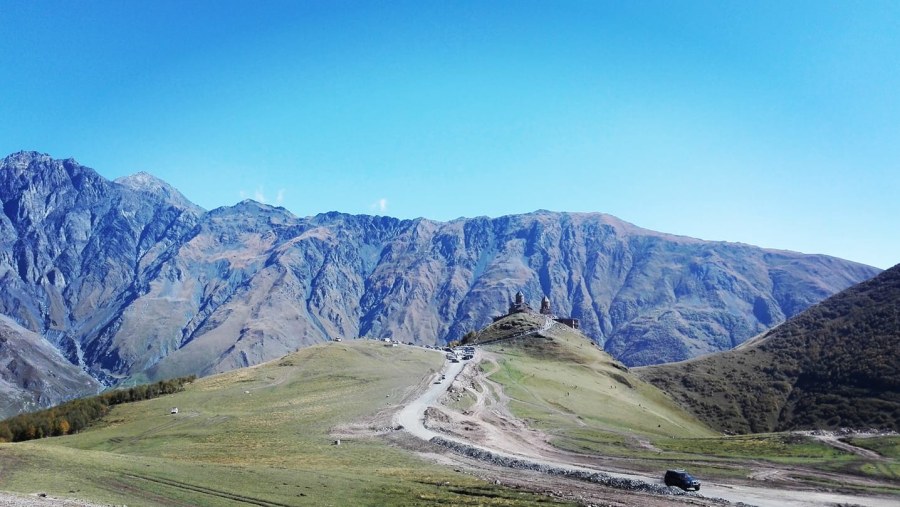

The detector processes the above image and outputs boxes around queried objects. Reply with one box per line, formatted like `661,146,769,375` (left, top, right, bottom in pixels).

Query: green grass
659,433,851,461
845,436,900,459
844,436,900,480
658,434,900,489
483,318,715,458
0,342,575,506
469,314,548,344
481,318,900,493
448,390,478,412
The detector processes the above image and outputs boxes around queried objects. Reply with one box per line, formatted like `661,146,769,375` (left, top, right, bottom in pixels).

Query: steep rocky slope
0,315,100,416
637,263,900,433
0,152,202,381
0,151,882,414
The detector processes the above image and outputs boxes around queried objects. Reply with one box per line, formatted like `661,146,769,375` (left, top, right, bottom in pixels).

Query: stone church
495,291,579,330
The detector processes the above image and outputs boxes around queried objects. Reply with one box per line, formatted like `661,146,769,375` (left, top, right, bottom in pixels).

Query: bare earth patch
0,492,107,507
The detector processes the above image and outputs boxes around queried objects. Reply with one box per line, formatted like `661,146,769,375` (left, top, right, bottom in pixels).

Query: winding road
396,349,898,507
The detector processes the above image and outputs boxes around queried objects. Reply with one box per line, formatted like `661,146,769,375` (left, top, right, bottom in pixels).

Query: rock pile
430,436,731,500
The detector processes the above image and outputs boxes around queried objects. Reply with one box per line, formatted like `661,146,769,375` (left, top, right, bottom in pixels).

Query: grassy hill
0,341,574,506
470,314,900,489
636,263,900,434
473,314,716,457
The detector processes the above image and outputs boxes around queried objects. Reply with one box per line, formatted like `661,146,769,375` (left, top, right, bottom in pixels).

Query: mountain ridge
636,263,900,433
0,151,882,417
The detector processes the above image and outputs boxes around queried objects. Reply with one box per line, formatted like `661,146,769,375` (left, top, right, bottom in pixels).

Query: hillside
0,151,880,416
450,314,900,500
472,314,715,454
0,316,100,416
0,341,573,506
637,264,900,434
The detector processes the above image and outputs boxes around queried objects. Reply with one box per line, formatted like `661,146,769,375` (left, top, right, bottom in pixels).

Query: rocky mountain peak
115,171,203,213
1,150,55,170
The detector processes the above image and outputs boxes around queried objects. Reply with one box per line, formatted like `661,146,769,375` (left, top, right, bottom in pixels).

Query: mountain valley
0,151,883,417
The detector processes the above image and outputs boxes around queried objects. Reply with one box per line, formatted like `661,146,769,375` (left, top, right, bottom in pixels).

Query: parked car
664,469,700,491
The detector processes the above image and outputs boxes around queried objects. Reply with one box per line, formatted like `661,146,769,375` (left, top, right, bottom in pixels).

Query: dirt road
396,359,465,441
397,350,898,507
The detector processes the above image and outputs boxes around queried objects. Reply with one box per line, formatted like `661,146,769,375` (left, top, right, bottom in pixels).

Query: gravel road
397,350,899,507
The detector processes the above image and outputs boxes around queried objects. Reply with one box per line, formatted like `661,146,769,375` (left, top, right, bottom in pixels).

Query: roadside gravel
0,492,107,507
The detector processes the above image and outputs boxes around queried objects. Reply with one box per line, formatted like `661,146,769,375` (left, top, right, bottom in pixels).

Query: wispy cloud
370,197,388,214
239,186,286,206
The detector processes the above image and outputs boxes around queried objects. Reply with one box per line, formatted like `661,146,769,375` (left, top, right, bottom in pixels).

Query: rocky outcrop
0,152,882,416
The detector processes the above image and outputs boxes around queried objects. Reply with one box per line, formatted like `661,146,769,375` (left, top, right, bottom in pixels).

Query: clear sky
1,1,897,268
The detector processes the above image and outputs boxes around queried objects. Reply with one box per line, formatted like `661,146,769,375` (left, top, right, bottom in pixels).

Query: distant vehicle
443,347,453,352
462,354,473,360
664,470,700,491
449,357,460,363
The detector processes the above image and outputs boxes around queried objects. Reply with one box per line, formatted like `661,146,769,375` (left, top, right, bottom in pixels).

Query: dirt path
797,431,886,460
397,350,899,507
431,351,589,462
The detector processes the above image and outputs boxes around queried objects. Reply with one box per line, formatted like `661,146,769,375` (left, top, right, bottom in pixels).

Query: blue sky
1,1,897,268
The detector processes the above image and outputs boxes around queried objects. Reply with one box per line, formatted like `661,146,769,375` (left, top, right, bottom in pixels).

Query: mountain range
0,151,881,417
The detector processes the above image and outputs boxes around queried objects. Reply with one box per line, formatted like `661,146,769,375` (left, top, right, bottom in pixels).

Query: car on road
664,469,700,491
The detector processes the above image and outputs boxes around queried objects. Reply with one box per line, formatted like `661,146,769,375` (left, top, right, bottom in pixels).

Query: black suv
664,469,700,491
